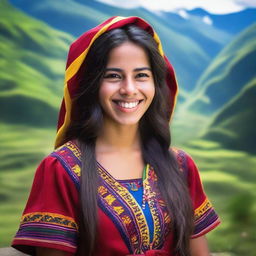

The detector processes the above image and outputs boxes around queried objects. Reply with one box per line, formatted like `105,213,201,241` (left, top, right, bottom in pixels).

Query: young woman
12,16,220,256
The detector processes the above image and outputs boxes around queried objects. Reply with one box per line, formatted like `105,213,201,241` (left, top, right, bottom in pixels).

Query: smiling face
99,41,155,128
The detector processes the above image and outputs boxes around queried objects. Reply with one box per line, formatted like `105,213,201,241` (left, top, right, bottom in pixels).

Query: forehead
106,42,150,68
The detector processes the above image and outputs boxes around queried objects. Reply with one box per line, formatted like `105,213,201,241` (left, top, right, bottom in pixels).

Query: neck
96,119,141,153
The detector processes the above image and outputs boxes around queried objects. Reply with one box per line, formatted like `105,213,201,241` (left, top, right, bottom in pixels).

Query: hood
55,16,178,148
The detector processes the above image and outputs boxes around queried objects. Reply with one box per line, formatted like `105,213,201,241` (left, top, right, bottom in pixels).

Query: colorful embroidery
119,179,143,191
15,212,78,249
194,199,212,219
98,162,172,253
98,164,150,253
144,166,171,249
51,141,82,190
193,199,220,237
21,212,78,230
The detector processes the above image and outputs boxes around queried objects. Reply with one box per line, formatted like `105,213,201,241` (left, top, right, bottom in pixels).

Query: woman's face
99,41,155,128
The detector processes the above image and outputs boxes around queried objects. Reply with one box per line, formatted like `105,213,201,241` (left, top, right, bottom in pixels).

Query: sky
96,0,256,14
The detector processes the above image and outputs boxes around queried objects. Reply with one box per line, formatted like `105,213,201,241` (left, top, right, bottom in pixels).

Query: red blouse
12,141,220,256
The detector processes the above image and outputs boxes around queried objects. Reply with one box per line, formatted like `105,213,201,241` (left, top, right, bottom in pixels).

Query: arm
12,156,79,255
36,247,68,256
190,236,210,256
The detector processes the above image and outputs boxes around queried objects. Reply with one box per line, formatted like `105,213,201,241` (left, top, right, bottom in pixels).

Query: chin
108,115,142,127
116,119,140,127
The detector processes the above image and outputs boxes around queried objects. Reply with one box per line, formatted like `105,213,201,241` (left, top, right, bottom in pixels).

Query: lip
112,99,143,103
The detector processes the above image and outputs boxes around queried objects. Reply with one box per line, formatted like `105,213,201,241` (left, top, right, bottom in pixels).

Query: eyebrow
105,67,152,72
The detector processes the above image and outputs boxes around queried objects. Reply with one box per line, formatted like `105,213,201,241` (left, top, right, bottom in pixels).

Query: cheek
145,82,155,102
99,83,112,104
99,81,120,99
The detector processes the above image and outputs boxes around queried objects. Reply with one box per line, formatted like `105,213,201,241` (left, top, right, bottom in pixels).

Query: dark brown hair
65,25,194,256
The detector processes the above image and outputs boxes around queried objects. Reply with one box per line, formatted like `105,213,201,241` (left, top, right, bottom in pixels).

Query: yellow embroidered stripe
21,212,78,230
194,198,212,219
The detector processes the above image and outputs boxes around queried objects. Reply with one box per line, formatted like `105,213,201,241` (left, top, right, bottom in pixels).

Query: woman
12,16,220,256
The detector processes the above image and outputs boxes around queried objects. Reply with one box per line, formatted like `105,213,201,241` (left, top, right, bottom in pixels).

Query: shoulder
52,140,82,160
50,140,82,188
34,140,82,187
169,147,197,174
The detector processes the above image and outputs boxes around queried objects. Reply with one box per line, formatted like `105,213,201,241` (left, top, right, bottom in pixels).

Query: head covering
55,16,178,148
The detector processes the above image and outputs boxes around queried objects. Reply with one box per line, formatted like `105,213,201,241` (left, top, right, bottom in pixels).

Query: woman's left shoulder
169,147,197,174
169,148,221,237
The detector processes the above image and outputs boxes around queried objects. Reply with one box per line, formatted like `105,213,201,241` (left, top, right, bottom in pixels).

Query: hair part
65,25,194,256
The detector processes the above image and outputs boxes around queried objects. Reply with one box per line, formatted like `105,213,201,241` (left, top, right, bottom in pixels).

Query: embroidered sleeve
12,156,79,255
185,153,221,238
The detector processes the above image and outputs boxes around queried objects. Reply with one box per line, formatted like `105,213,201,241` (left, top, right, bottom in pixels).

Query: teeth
117,101,139,109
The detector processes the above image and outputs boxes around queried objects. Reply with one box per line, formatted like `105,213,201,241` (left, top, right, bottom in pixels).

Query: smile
113,100,142,109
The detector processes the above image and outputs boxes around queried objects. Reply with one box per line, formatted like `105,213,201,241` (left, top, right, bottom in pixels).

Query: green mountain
0,0,73,127
203,79,256,153
9,0,232,94
185,23,256,114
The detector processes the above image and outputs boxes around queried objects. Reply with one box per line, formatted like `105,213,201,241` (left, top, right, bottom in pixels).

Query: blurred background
0,0,255,255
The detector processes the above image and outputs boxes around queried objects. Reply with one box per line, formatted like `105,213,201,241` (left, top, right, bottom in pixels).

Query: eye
136,73,150,79
103,73,121,79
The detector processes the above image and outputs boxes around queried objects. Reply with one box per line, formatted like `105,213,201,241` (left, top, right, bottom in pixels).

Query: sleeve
12,155,80,255
184,152,221,238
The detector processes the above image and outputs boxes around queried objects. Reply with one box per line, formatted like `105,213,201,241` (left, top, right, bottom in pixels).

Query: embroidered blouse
12,141,220,256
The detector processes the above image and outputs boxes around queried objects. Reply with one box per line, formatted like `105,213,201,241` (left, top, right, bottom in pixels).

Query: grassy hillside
202,79,256,154
0,1,74,246
184,23,256,114
183,140,256,255
0,0,73,127
0,123,56,247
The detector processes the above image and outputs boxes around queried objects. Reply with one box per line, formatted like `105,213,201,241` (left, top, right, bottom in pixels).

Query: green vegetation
183,140,256,255
0,123,56,246
184,23,256,114
203,79,256,153
0,0,73,126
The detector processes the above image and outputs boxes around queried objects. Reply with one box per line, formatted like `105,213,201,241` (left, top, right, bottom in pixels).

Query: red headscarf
55,16,178,148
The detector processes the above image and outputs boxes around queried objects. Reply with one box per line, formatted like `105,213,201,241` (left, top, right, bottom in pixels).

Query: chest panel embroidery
52,141,172,254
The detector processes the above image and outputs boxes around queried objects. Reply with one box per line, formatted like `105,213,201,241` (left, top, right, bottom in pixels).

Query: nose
119,77,137,96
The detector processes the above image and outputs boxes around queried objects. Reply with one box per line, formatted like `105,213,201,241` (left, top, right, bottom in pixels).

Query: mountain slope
203,79,256,153
188,8,256,35
0,0,73,126
9,0,231,93
185,23,256,114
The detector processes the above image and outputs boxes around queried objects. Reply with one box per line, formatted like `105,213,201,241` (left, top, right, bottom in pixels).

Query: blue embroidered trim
51,150,81,191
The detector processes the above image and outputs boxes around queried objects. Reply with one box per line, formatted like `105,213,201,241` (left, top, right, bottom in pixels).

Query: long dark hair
65,25,194,256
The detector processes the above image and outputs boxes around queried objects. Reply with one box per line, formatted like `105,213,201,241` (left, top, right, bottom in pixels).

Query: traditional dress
12,16,220,255
12,141,220,255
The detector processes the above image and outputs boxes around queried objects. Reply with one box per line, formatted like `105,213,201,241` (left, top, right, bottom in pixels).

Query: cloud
96,0,139,8
235,0,256,8
96,0,256,14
